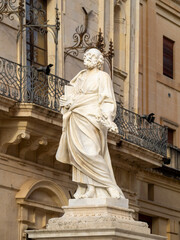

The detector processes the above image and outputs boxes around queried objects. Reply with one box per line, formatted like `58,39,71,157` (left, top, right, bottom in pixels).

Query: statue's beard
84,60,98,69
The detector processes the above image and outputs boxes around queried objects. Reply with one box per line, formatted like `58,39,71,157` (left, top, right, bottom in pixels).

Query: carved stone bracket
0,126,59,164
0,103,62,163
37,143,58,162
0,130,30,154
19,137,48,159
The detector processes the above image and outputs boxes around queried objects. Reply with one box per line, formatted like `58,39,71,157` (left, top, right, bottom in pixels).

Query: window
163,36,174,79
26,0,47,67
139,214,153,233
148,184,154,201
168,128,175,145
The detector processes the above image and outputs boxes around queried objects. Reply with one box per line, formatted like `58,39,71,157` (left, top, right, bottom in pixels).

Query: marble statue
56,48,125,199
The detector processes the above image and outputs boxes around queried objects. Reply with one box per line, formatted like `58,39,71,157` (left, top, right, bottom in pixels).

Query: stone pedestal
26,198,166,240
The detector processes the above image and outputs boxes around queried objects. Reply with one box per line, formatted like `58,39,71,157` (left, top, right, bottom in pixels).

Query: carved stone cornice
113,67,128,80
109,139,163,169
137,167,180,187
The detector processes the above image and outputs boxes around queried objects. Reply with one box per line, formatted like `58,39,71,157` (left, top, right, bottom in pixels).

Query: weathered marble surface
46,198,140,231
68,197,129,208
26,198,166,240
56,48,125,199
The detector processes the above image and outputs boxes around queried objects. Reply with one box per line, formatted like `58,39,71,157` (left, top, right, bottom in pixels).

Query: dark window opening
163,36,174,79
26,0,47,68
148,184,154,201
139,214,152,233
167,128,175,145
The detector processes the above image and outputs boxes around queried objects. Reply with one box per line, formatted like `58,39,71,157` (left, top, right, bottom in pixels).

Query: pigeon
141,113,155,124
37,64,53,75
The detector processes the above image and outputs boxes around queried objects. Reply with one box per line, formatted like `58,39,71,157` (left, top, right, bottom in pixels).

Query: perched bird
141,113,155,124
37,64,53,75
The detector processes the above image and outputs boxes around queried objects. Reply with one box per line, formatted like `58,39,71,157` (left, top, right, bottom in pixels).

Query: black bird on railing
141,113,155,124
37,64,53,75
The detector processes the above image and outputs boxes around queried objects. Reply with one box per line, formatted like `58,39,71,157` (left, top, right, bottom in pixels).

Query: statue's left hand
96,113,118,133
109,122,118,133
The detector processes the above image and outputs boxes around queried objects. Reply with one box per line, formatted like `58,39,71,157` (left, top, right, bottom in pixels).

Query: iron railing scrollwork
0,56,68,111
22,66,68,111
0,0,60,73
114,103,167,156
0,57,22,101
0,56,167,156
0,0,25,22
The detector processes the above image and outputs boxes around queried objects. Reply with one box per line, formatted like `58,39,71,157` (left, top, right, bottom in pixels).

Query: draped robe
56,69,121,196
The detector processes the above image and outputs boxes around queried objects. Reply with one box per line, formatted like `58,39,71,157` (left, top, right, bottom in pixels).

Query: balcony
0,56,68,112
0,56,167,157
115,105,167,157
167,144,180,170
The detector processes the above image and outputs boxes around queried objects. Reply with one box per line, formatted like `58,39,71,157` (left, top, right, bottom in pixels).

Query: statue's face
83,49,101,69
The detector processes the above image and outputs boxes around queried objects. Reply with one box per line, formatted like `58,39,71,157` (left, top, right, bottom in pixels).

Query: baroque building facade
0,0,179,240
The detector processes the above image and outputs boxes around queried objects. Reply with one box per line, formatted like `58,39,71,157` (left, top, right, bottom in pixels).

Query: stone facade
0,0,180,240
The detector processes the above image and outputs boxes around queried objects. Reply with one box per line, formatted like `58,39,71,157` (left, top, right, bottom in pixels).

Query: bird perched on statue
141,113,155,124
37,64,53,75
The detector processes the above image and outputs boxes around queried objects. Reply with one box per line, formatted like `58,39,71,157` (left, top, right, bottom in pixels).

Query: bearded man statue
56,48,125,200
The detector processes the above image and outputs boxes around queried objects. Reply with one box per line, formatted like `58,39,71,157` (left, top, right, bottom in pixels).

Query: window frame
163,36,174,79
26,0,48,68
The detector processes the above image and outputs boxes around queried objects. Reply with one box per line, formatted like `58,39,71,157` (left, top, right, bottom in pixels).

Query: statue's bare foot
107,187,125,199
74,185,86,199
74,191,81,199
81,185,95,198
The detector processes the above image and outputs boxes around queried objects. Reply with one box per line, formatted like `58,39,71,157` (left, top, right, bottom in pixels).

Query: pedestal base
27,198,166,240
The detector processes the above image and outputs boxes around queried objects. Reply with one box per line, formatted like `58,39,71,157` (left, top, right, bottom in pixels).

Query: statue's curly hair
96,54,104,69
84,48,104,69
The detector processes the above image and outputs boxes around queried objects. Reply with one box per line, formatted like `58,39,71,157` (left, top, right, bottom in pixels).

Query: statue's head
83,48,104,70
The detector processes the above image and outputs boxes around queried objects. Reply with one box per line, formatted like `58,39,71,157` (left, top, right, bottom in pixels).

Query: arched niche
16,179,68,240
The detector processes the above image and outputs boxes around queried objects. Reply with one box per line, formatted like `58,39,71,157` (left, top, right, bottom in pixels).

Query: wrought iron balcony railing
115,104,167,156
0,56,167,156
0,56,68,111
0,57,22,101
23,67,69,112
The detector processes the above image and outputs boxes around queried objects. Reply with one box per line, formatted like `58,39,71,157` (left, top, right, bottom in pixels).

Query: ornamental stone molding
27,198,166,240
16,179,68,206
